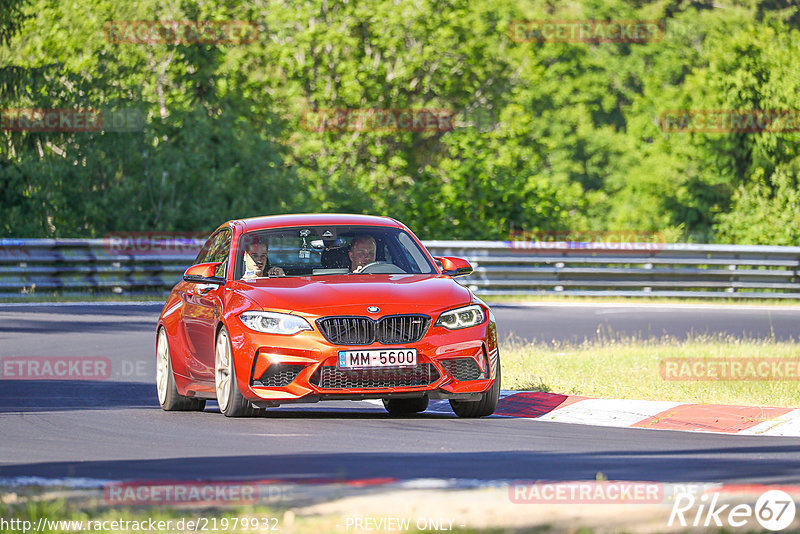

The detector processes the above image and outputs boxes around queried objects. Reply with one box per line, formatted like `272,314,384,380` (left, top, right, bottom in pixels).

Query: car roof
236,213,404,233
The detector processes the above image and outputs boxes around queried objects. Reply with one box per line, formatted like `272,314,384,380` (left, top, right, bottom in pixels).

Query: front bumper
229,317,498,407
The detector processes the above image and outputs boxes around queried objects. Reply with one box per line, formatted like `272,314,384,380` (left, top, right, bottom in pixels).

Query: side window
208,229,232,277
397,232,434,274
194,232,219,265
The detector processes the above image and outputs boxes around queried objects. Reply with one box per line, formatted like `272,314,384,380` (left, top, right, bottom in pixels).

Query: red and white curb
422,391,800,437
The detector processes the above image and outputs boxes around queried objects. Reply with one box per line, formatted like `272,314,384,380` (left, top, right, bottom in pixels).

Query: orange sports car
156,214,500,417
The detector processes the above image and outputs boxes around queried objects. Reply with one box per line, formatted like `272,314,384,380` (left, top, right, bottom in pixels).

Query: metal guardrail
427,241,800,299
1,238,799,299
0,238,197,298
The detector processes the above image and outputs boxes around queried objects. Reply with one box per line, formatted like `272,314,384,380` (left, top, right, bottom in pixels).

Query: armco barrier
0,239,799,299
0,238,200,298
427,241,800,299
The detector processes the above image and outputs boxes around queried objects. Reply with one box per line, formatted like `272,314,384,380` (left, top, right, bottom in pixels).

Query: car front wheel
215,326,263,418
450,359,501,418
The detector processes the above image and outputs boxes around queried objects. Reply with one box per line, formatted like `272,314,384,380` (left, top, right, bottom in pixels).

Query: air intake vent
441,358,483,381
310,363,439,389
254,364,305,387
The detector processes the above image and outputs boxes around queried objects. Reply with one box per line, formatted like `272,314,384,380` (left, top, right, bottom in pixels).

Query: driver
348,235,376,273
243,236,285,278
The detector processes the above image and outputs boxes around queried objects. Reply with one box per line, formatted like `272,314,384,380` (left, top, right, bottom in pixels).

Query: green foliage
1,0,799,242
715,162,800,245
0,0,31,46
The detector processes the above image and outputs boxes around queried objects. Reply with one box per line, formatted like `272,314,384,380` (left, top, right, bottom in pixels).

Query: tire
450,358,501,418
383,395,429,415
156,327,206,411
215,326,263,418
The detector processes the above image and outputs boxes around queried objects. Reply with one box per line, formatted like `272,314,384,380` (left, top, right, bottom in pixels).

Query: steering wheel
358,261,406,274
357,261,387,273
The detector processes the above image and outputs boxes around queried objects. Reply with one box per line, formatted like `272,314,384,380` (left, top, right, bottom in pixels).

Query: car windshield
234,225,436,279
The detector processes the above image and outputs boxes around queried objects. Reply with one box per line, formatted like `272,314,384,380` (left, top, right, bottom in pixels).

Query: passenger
243,236,285,277
348,235,377,273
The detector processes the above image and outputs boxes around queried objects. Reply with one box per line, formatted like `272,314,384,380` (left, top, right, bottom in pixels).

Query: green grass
0,498,295,534
501,335,800,407
484,294,800,306
1,499,180,534
0,497,521,534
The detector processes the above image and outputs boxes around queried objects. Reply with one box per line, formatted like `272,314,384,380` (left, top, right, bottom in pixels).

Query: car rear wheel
450,359,501,418
156,327,206,411
215,326,263,418
382,395,429,415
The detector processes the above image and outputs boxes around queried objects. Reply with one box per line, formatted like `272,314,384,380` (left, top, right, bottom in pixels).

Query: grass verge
484,294,800,307
501,335,800,407
0,496,503,534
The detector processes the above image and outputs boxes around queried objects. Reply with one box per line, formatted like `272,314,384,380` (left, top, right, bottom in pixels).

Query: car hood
230,274,473,316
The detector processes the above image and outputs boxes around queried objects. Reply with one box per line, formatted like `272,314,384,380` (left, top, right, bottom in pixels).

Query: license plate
337,349,417,369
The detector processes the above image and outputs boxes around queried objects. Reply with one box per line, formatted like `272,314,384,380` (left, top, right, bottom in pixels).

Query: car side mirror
434,256,473,277
183,262,225,284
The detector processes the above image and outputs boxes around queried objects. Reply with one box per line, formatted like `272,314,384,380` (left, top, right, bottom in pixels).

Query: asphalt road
491,302,800,344
1,302,799,485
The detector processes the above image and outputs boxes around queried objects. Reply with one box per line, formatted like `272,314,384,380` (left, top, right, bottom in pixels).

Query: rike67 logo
670,489,796,531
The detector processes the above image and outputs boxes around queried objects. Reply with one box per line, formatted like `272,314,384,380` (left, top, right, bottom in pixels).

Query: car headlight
239,311,312,335
435,304,485,330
